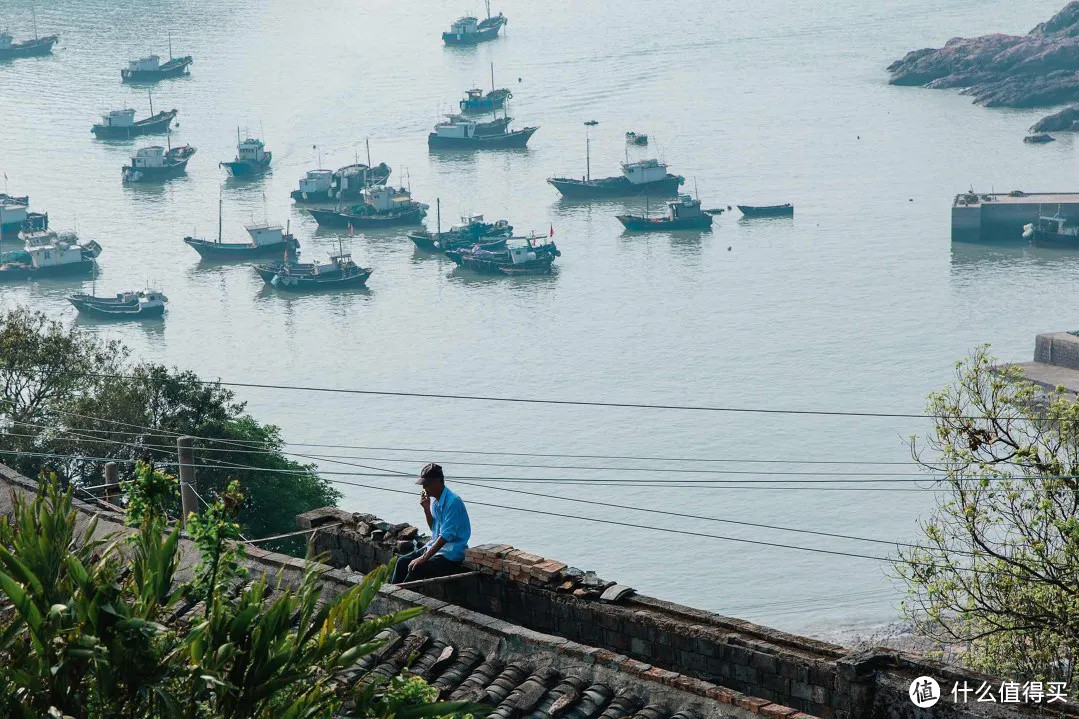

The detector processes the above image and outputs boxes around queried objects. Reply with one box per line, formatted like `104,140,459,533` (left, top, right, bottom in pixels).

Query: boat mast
366,136,371,168
217,190,222,244
584,120,597,182
168,32,173,60
436,197,441,236
490,62,495,92
31,4,38,40
485,0,491,19
148,90,154,117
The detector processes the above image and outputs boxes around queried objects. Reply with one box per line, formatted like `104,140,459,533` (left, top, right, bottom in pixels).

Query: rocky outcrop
1030,104,1079,131
888,2,1079,107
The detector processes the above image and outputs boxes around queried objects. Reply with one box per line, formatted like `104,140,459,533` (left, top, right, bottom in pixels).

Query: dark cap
417,462,444,485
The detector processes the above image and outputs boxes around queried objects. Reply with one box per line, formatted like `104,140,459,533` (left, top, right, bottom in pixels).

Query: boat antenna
168,31,173,60
437,197,441,236
491,62,495,92
148,90,154,117
584,120,597,182
237,126,241,148
315,144,322,169
32,3,38,40
217,189,222,244
366,136,372,167
694,177,699,201
166,126,171,152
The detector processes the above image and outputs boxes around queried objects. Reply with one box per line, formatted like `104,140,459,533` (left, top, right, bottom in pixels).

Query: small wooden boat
308,186,428,228
625,131,648,146
0,30,58,60
446,235,559,275
220,131,271,177
442,2,507,45
92,93,176,138
0,229,101,281
68,289,167,318
738,203,794,217
1023,212,1079,247
122,138,195,182
184,197,298,260
549,159,684,198
121,51,192,82
617,195,720,231
254,245,371,291
428,117,537,149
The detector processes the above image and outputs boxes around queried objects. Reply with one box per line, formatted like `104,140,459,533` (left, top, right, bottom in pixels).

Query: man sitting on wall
390,462,472,584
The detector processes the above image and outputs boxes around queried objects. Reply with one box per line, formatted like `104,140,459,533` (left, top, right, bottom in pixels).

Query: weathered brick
507,550,543,565
705,685,739,704
735,696,772,713
760,704,799,719
750,650,779,675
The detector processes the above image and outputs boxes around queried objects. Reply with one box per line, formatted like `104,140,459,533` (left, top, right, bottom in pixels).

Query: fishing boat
626,131,648,146
1023,212,1079,248
92,94,176,138
0,229,101,281
254,244,372,291
1,197,48,240
0,26,58,60
442,1,507,45
220,132,271,177
121,138,196,182
616,194,721,231
549,158,684,198
738,203,794,217
290,162,392,204
68,289,168,318
428,116,537,149
446,234,559,275
308,185,428,228
460,87,512,113
121,40,192,82
409,203,513,250
183,197,298,260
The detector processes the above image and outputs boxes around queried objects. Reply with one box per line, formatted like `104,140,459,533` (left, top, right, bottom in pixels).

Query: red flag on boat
549,224,554,238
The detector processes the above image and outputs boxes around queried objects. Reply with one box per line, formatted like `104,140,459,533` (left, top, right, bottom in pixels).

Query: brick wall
1034,332,1079,370
298,507,1079,719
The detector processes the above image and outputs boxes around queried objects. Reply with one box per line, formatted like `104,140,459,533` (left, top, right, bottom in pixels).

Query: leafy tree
898,346,1079,684
0,474,474,719
0,308,340,548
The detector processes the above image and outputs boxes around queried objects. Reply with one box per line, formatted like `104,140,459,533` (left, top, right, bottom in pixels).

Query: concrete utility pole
103,462,118,505
177,436,197,525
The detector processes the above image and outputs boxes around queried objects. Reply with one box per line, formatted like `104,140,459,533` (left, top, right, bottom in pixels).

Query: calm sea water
0,0,1073,636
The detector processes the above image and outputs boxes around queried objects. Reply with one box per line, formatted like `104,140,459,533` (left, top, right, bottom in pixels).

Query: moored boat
0,229,101,281
290,162,392,204
220,132,271,177
0,30,58,60
548,158,684,198
442,2,507,45
184,197,298,260
121,53,192,82
446,234,559,275
92,104,177,138
122,140,196,182
409,213,513,250
626,131,648,146
738,203,793,217
428,117,537,149
254,243,371,291
308,185,428,228
1023,213,1079,247
68,289,168,318
616,194,721,231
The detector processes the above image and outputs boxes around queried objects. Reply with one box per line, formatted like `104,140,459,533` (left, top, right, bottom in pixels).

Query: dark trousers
390,547,462,584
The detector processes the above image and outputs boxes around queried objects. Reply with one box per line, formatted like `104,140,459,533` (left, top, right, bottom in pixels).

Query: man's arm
409,536,446,572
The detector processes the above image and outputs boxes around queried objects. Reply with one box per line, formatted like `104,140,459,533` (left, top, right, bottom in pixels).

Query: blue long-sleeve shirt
425,486,471,561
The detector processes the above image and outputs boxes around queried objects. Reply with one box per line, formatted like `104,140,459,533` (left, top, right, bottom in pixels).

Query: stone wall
1034,331,1079,370
298,506,1079,719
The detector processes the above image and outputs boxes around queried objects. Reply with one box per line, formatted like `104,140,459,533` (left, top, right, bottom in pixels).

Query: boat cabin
621,159,669,185
100,109,136,128
0,32,13,50
448,16,479,35
127,55,162,72
23,231,100,269
1033,214,1079,237
298,169,333,194
363,186,412,213
130,146,167,169
667,195,703,220
237,138,268,163
433,120,478,140
507,241,539,265
0,199,28,228
453,214,486,231
245,223,286,247
336,164,375,191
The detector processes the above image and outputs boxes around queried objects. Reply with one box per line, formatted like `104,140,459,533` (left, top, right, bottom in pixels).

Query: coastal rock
888,3,1079,108
1024,132,1057,143
1030,104,1079,131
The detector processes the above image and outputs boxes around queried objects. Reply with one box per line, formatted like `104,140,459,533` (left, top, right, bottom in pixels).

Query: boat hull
221,154,272,177
184,237,298,260
1026,228,1079,248
0,259,95,281
738,204,794,217
443,24,504,45
547,174,684,198
309,206,427,228
122,158,192,182
428,126,537,149
0,35,58,60
92,110,177,138
616,214,713,231
121,56,193,82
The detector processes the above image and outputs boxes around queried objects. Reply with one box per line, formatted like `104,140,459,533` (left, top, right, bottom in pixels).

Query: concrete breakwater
951,191,1079,241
